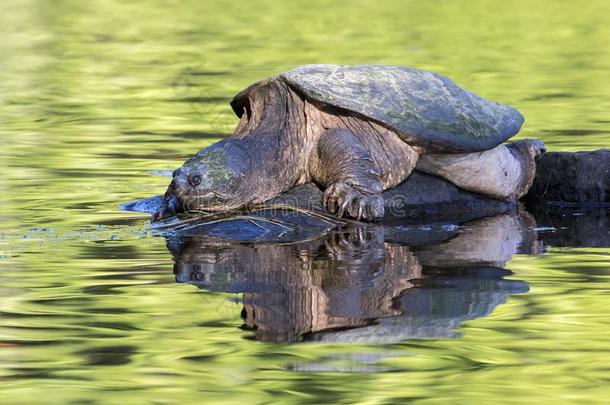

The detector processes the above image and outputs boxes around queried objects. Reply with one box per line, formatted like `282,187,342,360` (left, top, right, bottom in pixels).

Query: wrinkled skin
153,80,405,221
152,140,253,221
153,77,544,222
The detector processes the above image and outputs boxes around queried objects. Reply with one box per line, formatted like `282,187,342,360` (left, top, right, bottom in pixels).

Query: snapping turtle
153,64,545,221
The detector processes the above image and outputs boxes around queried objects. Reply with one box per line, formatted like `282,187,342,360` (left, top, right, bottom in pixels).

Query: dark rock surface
123,150,609,243
269,171,516,224
525,149,610,204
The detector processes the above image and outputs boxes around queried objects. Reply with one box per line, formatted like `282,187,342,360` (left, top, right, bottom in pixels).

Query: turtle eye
188,174,202,187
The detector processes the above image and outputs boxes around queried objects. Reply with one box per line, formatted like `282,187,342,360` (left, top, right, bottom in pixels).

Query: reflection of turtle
153,65,545,221
171,231,422,342
170,213,534,343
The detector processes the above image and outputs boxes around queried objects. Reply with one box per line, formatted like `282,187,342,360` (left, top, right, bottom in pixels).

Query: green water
1,0,609,403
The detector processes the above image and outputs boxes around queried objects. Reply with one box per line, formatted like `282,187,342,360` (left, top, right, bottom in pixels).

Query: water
1,0,609,403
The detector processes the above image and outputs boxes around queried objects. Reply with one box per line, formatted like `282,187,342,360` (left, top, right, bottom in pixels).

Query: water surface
1,1,609,403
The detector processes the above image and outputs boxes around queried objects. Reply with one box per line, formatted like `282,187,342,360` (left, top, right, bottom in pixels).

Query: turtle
152,64,545,222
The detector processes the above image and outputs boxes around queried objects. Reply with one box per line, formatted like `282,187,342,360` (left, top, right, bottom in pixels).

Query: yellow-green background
0,0,609,403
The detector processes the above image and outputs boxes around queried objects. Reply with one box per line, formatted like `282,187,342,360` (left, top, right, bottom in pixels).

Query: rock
270,171,516,223
525,150,610,204
270,150,610,221
123,150,609,243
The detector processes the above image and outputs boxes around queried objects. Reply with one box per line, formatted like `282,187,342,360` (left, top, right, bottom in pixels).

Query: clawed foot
323,182,384,221
325,227,384,257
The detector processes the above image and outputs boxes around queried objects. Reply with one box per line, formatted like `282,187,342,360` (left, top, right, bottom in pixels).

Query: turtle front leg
311,128,384,221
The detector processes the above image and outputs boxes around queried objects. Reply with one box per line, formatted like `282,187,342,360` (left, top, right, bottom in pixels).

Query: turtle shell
232,65,524,153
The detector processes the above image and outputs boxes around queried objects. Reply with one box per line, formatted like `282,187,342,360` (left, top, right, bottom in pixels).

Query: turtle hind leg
310,128,385,221
506,138,546,198
416,139,546,200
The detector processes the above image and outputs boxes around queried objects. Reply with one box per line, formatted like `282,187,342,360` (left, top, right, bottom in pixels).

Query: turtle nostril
172,168,183,178
188,174,202,187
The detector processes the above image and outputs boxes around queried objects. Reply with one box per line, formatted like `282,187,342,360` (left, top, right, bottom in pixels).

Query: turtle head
152,140,252,221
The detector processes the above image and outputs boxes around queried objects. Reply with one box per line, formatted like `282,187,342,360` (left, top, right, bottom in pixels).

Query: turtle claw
323,182,384,221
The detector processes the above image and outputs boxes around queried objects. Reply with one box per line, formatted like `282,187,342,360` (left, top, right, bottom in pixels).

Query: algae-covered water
1,0,609,403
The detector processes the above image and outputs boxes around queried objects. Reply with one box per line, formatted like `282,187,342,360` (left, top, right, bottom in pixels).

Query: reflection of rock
170,213,533,344
528,206,610,248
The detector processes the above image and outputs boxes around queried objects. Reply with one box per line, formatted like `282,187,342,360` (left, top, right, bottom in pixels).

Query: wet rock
525,149,610,204
123,150,609,243
270,171,516,223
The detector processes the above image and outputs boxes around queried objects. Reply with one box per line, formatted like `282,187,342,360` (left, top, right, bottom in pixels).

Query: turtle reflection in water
169,213,538,344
